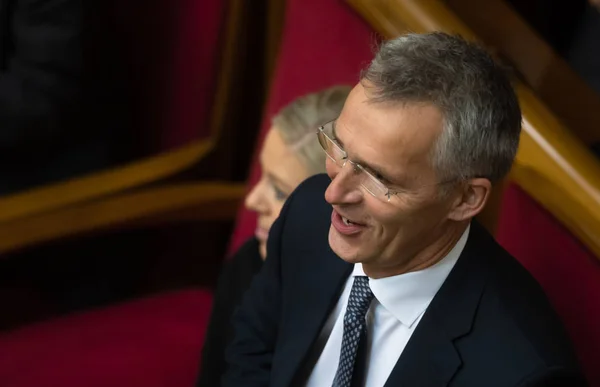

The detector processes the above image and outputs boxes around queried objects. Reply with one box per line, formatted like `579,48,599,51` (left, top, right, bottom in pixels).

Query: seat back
228,0,376,253
93,0,225,154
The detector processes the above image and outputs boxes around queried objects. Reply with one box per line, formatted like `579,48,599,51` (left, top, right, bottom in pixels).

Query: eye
272,184,289,201
369,169,390,184
373,171,386,182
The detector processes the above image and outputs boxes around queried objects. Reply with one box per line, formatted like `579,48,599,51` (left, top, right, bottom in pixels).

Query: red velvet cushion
496,184,600,386
229,0,377,253
0,289,212,387
112,0,224,151
163,0,224,148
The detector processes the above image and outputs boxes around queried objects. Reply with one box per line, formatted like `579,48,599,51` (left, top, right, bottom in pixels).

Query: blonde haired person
196,85,351,386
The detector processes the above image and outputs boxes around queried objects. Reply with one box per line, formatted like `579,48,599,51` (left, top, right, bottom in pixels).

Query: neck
363,221,469,279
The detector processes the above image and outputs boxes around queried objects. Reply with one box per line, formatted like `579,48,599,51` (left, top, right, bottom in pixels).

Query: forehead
336,83,444,180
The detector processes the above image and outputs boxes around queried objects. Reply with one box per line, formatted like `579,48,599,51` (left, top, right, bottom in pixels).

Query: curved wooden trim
208,0,245,145
0,140,214,224
346,0,600,259
0,182,245,254
513,84,600,257
445,0,600,147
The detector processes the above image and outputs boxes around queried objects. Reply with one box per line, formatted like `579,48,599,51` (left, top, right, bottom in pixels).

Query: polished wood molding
0,140,213,223
347,0,600,259
445,0,600,147
0,182,245,254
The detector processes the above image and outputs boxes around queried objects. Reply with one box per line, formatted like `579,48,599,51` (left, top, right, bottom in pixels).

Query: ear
447,178,492,221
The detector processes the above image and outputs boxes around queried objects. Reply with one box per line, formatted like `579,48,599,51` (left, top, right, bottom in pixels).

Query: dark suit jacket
197,238,264,387
223,174,586,387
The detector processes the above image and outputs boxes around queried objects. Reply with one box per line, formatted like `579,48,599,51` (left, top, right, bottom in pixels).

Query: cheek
272,201,285,220
262,199,286,229
367,197,424,237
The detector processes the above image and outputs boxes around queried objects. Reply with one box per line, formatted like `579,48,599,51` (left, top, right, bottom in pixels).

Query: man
223,33,585,386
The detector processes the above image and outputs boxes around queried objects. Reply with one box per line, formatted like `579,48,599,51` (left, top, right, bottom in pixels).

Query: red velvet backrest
104,0,225,152
229,0,376,253
163,0,225,148
496,184,600,386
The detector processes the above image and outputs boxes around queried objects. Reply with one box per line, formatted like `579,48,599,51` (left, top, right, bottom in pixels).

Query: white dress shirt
305,225,470,387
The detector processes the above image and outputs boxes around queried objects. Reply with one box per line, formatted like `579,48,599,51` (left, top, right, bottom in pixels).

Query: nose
324,159,363,205
245,179,269,214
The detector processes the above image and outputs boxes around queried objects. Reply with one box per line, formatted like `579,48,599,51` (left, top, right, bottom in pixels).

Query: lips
331,209,366,235
255,227,269,241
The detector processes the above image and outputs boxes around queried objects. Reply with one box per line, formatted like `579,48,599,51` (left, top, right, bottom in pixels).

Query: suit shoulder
285,174,331,216
278,174,331,244
293,174,330,200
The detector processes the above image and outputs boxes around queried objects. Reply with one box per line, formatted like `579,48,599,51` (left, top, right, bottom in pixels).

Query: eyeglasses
317,120,400,202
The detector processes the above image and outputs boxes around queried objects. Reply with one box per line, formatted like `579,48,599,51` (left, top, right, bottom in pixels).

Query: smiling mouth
342,216,358,226
331,210,366,235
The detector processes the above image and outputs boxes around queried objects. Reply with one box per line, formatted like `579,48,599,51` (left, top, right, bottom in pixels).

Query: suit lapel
276,246,352,387
385,222,492,387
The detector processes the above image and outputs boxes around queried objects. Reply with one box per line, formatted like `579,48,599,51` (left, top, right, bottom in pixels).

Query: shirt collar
352,224,470,327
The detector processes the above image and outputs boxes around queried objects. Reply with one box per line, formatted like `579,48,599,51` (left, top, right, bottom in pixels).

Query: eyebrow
333,120,408,185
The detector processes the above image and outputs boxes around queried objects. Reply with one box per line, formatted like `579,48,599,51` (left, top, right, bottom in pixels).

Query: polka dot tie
332,276,374,387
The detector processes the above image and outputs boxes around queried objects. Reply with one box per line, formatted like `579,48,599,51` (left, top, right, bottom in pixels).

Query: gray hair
361,32,522,185
272,85,352,175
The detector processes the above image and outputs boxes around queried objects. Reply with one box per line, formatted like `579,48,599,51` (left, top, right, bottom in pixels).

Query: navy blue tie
332,276,374,387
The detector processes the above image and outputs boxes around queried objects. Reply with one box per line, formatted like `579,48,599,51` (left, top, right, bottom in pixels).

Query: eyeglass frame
316,119,463,203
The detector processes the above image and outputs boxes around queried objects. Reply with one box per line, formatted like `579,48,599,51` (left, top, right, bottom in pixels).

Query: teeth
342,216,351,226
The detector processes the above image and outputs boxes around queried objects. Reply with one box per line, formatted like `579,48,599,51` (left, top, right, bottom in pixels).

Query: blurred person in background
196,85,351,387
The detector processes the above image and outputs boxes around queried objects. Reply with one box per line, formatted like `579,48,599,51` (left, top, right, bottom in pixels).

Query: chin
328,226,365,263
258,242,267,260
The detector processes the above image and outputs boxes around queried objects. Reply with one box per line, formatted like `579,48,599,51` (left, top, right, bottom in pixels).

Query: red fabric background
111,0,224,151
163,0,225,148
497,184,600,386
0,290,212,387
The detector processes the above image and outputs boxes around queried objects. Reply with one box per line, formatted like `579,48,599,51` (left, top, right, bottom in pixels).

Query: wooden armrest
445,0,600,147
347,0,600,146
347,0,600,259
0,182,245,254
0,139,213,224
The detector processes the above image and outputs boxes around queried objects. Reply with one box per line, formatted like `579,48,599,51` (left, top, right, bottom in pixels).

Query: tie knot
346,276,374,317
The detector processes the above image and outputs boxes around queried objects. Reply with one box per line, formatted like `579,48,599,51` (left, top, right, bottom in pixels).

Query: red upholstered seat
0,289,212,387
229,0,376,253
496,184,600,386
161,0,224,148
229,0,600,385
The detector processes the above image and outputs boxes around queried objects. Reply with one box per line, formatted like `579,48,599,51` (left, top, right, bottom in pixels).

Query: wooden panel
0,140,213,223
346,0,600,259
445,0,600,146
0,183,245,254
